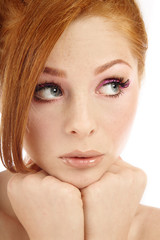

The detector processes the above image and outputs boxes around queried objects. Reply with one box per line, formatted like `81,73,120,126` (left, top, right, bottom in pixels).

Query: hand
81,158,147,240
7,170,84,240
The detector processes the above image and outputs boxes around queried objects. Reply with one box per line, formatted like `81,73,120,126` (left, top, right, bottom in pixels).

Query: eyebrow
43,59,132,78
95,59,132,75
43,66,66,78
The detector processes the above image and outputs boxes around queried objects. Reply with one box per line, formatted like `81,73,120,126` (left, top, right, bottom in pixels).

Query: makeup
59,150,104,169
34,82,63,102
96,78,130,98
33,77,130,103
98,78,130,89
61,156,103,169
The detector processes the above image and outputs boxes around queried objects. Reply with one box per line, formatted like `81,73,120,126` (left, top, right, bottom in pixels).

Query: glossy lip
60,150,103,158
59,150,104,169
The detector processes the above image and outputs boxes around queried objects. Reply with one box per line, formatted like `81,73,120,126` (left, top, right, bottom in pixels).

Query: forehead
45,16,136,70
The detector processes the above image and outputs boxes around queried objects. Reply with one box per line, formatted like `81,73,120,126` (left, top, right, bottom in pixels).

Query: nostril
71,130,77,134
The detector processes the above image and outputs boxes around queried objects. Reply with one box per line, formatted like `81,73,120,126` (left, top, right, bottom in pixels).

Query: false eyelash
96,78,130,99
102,78,129,87
97,77,130,89
97,77,129,89
34,78,130,103
119,79,130,88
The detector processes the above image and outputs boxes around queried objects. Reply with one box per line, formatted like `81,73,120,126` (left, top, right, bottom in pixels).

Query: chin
57,172,103,190
39,161,109,189
65,179,96,190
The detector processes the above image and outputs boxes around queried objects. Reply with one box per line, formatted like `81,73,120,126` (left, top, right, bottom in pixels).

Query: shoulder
140,204,160,240
0,210,29,240
129,204,160,240
0,170,16,218
0,170,29,240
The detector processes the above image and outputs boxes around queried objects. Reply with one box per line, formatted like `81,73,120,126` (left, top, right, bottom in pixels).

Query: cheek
24,106,62,158
24,83,139,161
102,91,139,154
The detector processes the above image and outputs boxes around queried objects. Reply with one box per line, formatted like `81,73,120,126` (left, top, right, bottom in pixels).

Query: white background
0,0,160,208
122,0,160,208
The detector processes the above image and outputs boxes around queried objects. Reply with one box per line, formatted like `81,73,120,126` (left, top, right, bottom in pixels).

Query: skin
2,16,157,240
24,16,140,189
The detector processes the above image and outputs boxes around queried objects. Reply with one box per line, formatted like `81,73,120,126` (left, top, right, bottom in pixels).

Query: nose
64,96,97,138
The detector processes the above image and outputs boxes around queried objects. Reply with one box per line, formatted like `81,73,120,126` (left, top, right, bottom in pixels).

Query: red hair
0,0,148,173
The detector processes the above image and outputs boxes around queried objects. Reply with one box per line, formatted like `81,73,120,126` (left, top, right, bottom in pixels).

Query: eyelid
34,77,130,103
96,77,124,91
35,82,64,95
95,77,130,99
102,77,123,86
34,81,63,103
102,78,130,88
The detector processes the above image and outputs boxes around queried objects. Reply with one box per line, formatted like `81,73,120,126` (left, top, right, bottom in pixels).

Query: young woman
0,0,160,239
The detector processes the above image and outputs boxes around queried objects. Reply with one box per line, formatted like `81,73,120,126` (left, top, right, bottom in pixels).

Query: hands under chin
7,158,147,240
80,157,147,240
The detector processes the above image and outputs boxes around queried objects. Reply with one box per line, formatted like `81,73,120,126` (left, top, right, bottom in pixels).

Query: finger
9,169,48,186
107,157,140,174
114,157,139,170
106,157,124,174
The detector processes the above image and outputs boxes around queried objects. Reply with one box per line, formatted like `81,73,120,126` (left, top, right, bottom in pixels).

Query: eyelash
34,82,63,103
33,77,130,103
97,77,130,99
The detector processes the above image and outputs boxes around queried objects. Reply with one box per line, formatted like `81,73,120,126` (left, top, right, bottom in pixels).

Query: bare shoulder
0,170,14,200
129,204,160,240
0,169,15,187
140,204,160,239
0,210,29,240
0,168,15,181
0,170,29,240
0,170,16,217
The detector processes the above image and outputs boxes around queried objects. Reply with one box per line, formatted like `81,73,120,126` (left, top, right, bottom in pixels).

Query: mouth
59,150,104,169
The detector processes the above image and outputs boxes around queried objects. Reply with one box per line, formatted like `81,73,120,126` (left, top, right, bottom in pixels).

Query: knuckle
7,173,23,196
21,173,40,192
122,166,144,178
7,178,15,194
118,168,135,186
42,176,74,197
42,175,54,184
123,168,134,176
108,173,121,186
126,169,135,182
135,168,147,187
107,172,117,181
122,167,147,188
7,173,20,189
41,176,79,197
22,174,36,185
41,175,59,190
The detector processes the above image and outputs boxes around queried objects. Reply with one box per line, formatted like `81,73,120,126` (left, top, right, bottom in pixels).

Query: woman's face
24,16,139,189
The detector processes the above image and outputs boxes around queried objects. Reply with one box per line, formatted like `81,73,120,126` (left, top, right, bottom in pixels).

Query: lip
59,150,104,169
60,150,103,158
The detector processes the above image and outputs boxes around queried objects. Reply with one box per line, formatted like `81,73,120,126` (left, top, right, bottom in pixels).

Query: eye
101,82,120,95
96,78,130,97
34,82,63,101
